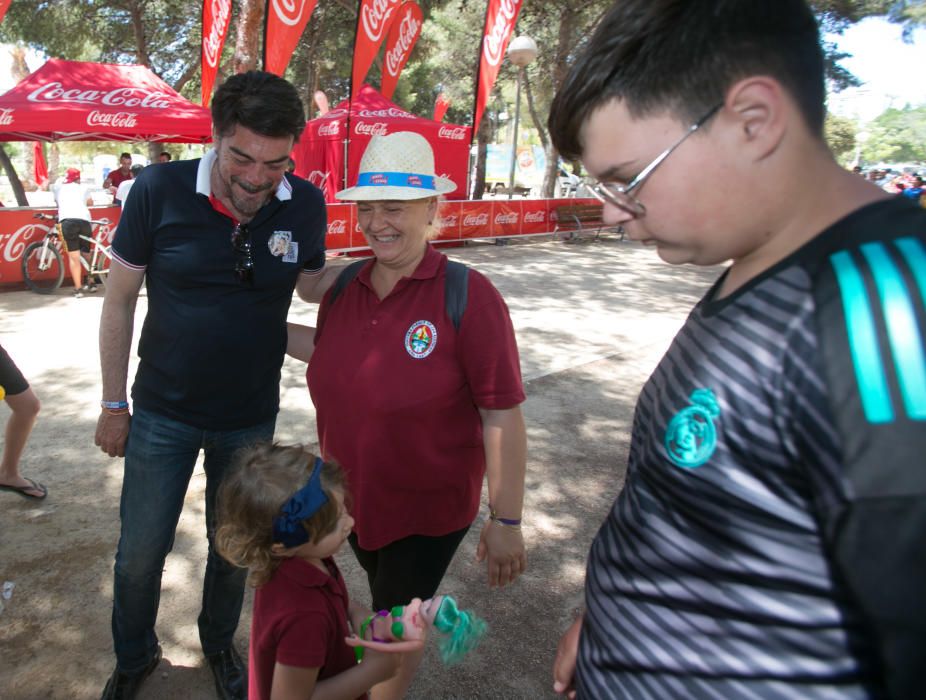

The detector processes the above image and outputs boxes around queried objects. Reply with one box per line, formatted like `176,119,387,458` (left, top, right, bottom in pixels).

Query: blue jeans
111,406,276,672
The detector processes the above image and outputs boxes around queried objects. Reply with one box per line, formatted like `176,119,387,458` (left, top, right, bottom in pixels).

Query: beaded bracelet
489,504,522,528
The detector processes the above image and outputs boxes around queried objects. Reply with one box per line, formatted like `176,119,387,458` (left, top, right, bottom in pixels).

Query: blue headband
272,457,328,548
356,171,436,190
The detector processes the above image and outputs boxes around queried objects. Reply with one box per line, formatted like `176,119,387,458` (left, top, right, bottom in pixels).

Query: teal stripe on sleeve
883,237,926,419
829,250,894,423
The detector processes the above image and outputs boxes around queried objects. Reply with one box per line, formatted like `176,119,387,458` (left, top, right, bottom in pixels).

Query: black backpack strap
444,260,469,331
328,259,368,306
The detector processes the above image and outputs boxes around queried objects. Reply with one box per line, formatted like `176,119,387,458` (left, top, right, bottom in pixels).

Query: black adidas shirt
578,197,926,699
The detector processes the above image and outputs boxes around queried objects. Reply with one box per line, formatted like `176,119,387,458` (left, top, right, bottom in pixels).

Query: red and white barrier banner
201,0,232,107
472,0,522,137
265,0,320,77
351,0,403,97
380,1,422,99
0,0,12,26
0,200,594,285
433,91,450,122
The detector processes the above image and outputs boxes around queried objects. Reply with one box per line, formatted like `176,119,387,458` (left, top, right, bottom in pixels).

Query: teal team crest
664,388,721,469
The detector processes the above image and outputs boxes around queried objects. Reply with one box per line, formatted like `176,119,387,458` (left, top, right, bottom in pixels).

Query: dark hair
119,152,132,160
211,71,306,142
549,0,825,160
215,443,346,587
130,164,144,176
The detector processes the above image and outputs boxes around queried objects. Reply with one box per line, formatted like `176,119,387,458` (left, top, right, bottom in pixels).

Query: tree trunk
471,117,490,200
9,47,33,191
129,0,151,67
0,146,29,206
541,5,579,198
234,0,265,73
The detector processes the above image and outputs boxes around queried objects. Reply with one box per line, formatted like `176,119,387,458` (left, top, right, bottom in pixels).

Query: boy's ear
270,543,294,558
724,76,788,161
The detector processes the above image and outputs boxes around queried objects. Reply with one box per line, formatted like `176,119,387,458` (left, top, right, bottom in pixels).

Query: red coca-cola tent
293,85,470,203
0,58,212,143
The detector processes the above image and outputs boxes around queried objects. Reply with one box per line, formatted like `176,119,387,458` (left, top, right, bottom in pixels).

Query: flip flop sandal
0,477,48,500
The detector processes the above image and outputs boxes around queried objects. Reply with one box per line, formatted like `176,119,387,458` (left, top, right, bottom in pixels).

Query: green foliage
862,104,926,163
824,112,858,163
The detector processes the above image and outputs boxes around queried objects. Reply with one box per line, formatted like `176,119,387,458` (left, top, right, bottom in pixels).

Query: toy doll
346,595,487,665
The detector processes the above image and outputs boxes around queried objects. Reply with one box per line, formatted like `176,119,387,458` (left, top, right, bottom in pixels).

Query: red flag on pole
351,0,403,97
265,0,319,76
33,141,48,189
380,1,423,100
0,0,12,25
434,92,451,122
472,0,522,137
201,0,232,107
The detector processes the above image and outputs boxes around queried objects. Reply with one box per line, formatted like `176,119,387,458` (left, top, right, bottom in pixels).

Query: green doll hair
430,596,488,665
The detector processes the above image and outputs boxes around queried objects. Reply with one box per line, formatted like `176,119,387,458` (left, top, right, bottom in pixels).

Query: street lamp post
506,35,538,200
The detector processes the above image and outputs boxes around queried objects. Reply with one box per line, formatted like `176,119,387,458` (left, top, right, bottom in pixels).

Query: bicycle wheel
21,240,64,294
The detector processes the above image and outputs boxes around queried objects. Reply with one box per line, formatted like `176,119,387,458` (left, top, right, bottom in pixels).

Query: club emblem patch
268,231,292,257
405,320,437,359
664,388,721,469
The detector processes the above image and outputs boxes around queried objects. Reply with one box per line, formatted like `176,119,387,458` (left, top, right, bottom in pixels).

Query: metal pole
507,67,523,200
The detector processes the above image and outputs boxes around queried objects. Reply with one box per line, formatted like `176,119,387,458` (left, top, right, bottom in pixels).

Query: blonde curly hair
216,443,346,587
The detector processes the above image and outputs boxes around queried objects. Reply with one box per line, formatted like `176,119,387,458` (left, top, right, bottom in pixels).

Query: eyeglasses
231,223,253,285
588,103,723,217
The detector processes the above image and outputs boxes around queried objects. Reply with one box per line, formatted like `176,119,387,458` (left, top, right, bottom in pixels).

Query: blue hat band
356,171,436,190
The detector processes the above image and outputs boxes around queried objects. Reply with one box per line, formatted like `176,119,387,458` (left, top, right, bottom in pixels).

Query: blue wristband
101,400,129,410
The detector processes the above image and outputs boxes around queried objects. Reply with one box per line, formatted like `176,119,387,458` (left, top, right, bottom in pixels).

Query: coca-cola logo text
463,213,489,227
355,122,388,136
0,108,13,126
327,219,347,235
357,107,412,119
360,0,400,43
203,0,232,68
308,170,329,188
317,122,340,136
87,111,139,128
384,7,421,77
436,215,458,227
483,0,519,67
28,83,172,110
438,126,467,140
495,212,518,225
270,0,309,27
523,211,546,223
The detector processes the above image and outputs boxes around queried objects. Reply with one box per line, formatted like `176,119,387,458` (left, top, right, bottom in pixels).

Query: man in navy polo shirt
95,71,338,700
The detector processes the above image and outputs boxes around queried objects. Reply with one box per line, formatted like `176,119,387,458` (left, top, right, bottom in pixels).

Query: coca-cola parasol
0,58,212,143
293,84,470,203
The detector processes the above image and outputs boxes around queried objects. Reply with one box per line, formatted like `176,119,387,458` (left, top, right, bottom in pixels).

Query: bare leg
67,249,83,290
0,387,42,496
370,647,425,700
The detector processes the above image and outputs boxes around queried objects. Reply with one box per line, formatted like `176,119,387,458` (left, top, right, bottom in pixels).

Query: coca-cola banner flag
472,0,522,136
351,0,403,97
433,91,450,122
0,0,12,26
380,1,423,99
201,0,232,107
265,0,320,77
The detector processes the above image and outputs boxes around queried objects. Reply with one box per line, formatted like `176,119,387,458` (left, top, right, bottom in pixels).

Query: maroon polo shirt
307,245,525,550
249,557,360,700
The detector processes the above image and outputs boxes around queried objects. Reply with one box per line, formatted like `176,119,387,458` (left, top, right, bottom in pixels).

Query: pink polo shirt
307,246,525,549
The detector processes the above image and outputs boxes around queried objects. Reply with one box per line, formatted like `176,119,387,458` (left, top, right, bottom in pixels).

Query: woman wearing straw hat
288,130,527,698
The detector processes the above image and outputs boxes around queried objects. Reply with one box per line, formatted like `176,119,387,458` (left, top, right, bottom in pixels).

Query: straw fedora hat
336,131,457,201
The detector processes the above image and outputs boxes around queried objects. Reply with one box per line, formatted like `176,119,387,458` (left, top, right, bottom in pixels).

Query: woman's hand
476,518,527,588
552,614,583,698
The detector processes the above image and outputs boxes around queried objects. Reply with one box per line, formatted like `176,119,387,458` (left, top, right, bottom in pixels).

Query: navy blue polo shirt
112,153,327,430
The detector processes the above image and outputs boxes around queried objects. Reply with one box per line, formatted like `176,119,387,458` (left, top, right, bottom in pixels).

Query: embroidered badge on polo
405,320,437,359
268,231,292,257
664,388,721,469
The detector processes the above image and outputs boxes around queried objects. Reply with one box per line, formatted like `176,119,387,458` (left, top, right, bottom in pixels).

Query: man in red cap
53,167,96,297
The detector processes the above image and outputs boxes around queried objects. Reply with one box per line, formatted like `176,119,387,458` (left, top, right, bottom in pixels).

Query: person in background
288,130,528,700
158,152,172,163
901,175,923,204
95,70,337,700
115,164,145,210
216,443,405,700
53,167,96,298
0,344,44,500
547,0,925,698
104,152,134,199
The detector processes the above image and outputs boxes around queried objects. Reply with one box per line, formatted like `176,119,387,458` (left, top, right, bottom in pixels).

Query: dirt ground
0,235,722,699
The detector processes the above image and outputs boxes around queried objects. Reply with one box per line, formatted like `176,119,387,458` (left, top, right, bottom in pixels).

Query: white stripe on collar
195,148,293,202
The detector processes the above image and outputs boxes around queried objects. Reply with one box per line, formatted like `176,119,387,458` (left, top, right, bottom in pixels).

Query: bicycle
21,213,115,294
